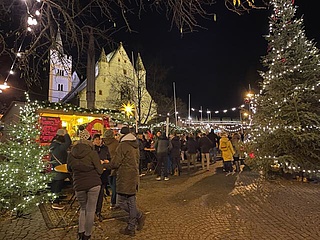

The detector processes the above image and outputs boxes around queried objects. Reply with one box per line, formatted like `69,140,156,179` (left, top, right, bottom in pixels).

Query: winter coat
186,137,199,154
207,132,218,147
50,134,71,166
104,136,119,176
219,136,235,161
198,136,212,153
50,134,71,180
154,133,169,155
108,133,140,195
231,138,241,158
67,140,103,192
180,138,187,151
138,138,148,160
170,136,181,158
94,144,111,184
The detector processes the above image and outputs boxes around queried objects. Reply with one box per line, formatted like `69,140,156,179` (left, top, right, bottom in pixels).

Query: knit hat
79,129,91,140
120,126,130,135
103,129,114,138
56,129,66,136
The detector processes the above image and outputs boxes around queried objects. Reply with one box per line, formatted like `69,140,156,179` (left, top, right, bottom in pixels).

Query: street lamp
0,82,10,93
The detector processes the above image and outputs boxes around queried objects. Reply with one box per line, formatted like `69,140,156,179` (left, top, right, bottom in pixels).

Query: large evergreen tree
0,96,53,216
248,0,320,174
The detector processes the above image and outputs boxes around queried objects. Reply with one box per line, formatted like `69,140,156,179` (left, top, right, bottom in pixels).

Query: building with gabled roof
59,42,157,124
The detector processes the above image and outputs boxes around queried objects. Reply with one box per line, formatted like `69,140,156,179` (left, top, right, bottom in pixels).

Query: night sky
112,0,320,113
1,0,319,116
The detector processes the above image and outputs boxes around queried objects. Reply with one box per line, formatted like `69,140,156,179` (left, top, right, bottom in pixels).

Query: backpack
220,141,228,151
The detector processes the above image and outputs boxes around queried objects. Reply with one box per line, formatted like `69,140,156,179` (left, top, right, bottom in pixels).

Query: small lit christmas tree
248,0,320,175
0,95,53,216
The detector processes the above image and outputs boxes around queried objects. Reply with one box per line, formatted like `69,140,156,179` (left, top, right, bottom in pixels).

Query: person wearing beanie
103,129,119,209
106,126,146,236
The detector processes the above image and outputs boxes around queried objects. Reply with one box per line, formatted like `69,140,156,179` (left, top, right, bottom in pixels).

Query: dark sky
112,0,320,113
1,0,319,115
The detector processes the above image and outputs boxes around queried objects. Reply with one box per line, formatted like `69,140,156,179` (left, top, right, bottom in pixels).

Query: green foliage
0,99,53,216
248,0,320,175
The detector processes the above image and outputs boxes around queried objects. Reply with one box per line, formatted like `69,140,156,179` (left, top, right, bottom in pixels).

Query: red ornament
280,58,286,63
249,152,255,159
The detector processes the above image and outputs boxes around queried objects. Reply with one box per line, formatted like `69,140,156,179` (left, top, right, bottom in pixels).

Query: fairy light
2,0,43,92
247,0,320,177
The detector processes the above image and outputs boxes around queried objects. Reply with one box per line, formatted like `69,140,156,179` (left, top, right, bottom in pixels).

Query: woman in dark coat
49,129,71,197
67,140,104,240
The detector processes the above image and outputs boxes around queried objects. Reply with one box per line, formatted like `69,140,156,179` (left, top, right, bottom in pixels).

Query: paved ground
1,161,320,240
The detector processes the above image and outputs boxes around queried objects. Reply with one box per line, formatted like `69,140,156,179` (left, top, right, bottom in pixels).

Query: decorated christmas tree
248,0,320,175
0,95,53,216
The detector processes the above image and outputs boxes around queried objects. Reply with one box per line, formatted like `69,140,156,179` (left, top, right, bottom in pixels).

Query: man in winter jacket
170,133,182,175
186,134,199,172
198,133,212,171
92,133,110,221
107,126,146,236
154,131,170,180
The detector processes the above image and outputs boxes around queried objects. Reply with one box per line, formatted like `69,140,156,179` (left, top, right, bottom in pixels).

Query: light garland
246,0,320,177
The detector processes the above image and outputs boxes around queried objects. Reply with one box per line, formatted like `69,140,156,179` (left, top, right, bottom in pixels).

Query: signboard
39,116,61,143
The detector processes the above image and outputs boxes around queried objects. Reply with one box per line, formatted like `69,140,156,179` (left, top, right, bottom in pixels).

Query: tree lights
247,0,320,176
0,94,53,216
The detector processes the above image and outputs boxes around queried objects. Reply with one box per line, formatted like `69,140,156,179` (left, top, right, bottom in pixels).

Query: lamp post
199,106,203,122
207,110,211,122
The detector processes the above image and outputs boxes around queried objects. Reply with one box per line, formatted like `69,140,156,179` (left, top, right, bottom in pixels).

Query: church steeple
55,28,64,54
135,53,145,72
99,48,107,62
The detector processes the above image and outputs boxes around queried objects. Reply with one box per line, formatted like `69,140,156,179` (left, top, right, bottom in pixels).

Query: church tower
48,29,72,102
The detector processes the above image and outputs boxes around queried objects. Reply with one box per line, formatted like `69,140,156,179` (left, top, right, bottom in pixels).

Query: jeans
224,161,233,173
76,185,101,236
234,156,240,172
108,175,117,205
117,193,142,231
95,184,105,214
155,153,168,177
171,156,182,174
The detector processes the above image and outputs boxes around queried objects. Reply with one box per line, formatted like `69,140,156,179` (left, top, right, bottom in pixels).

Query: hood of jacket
220,136,229,144
70,140,94,159
120,133,138,149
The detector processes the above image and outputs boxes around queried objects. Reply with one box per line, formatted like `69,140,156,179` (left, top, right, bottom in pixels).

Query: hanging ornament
280,58,286,63
249,152,255,159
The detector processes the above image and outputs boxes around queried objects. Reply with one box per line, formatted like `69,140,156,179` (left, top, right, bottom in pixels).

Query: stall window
123,69,127,75
99,90,102,95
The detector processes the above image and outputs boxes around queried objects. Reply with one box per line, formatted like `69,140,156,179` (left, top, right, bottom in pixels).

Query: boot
119,227,135,237
83,235,91,240
137,213,146,231
78,232,84,240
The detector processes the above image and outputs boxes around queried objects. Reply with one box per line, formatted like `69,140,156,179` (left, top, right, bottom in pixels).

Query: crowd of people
137,129,246,180
48,126,245,239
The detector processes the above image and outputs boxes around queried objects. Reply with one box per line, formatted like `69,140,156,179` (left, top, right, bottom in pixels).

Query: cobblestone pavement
1,161,320,240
